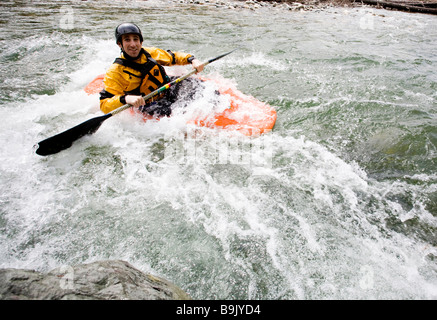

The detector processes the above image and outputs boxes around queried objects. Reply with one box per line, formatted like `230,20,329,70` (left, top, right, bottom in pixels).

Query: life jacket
114,48,171,97
100,48,171,104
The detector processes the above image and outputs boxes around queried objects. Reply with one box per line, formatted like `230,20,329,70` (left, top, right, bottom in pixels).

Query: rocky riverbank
172,0,437,14
0,260,191,300
172,0,361,12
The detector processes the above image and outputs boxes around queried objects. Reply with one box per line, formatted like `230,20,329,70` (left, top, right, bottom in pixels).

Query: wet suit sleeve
146,47,193,66
99,66,127,114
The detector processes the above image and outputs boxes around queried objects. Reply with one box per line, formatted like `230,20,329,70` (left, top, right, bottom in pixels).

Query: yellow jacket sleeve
145,47,193,66
99,64,130,114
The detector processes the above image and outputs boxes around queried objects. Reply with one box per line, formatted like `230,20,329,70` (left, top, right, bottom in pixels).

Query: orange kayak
84,74,276,136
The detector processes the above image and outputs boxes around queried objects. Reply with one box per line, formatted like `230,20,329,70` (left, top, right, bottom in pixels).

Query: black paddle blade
207,46,243,64
35,113,112,156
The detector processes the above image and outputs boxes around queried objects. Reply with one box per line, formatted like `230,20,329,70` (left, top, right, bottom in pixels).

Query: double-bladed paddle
35,48,240,156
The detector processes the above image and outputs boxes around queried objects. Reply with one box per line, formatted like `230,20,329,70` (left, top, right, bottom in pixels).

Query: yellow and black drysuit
100,47,195,115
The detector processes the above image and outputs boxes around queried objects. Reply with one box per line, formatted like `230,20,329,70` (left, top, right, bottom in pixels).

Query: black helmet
115,23,143,44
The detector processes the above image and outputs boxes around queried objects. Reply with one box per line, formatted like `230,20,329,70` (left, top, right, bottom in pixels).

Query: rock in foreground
0,260,191,300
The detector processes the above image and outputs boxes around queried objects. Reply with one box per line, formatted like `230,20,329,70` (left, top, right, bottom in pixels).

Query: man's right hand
125,95,146,108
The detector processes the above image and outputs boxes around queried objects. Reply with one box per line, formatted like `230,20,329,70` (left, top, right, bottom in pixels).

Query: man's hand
125,95,146,108
191,58,204,73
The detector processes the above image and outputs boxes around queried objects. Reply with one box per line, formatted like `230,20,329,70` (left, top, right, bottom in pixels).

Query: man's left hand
191,58,204,73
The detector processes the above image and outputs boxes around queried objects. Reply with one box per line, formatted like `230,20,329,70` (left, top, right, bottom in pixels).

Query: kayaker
100,22,204,117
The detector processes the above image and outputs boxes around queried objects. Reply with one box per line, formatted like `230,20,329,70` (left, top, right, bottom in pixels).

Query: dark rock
0,260,191,300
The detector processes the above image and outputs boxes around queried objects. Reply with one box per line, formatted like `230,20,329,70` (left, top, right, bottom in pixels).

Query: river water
0,0,436,299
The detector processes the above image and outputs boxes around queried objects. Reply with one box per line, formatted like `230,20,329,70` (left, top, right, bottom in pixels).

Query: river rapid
0,0,436,299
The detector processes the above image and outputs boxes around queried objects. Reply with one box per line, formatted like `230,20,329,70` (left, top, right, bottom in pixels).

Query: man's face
119,34,142,58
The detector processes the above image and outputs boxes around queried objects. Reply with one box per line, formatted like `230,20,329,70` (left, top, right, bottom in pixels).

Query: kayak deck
84,73,276,136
